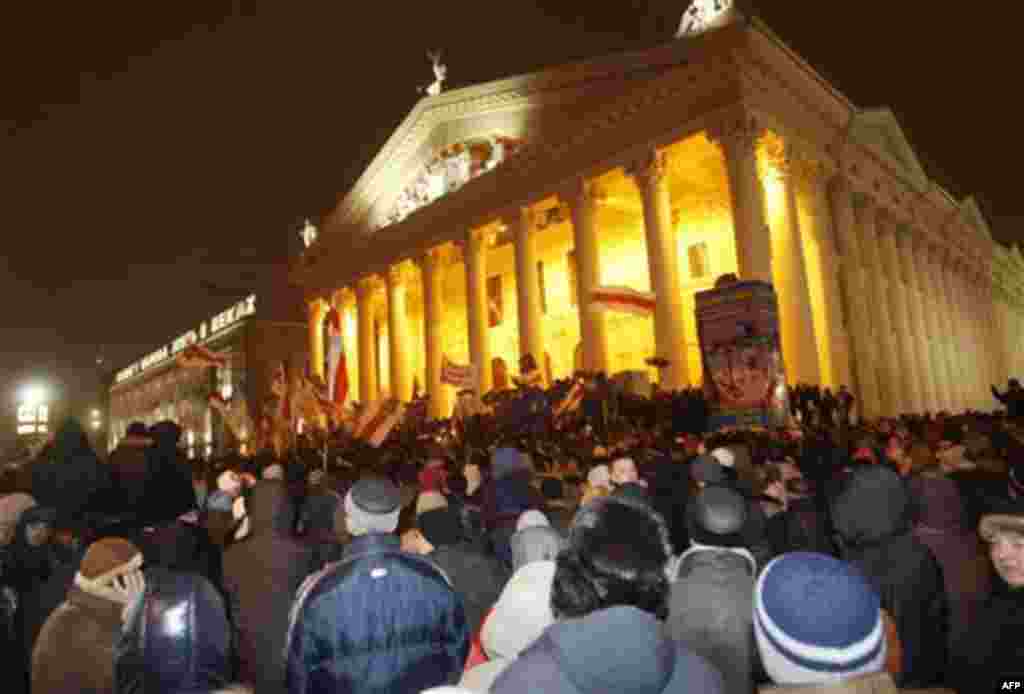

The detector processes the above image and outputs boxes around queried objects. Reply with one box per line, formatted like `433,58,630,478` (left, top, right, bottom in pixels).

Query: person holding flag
324,307,349,410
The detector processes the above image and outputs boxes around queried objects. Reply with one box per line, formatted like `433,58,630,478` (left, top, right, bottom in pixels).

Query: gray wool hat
345,477,402,536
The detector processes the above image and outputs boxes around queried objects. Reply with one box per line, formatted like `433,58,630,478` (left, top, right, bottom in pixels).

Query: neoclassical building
292,6,1022,421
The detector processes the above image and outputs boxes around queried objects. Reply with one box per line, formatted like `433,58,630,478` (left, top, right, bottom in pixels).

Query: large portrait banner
695,278,789,430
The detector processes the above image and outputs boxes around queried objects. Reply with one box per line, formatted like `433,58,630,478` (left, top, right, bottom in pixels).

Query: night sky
1,1,1020,445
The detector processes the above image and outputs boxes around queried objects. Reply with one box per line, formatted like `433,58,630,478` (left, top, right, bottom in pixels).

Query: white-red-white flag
590,286,656,316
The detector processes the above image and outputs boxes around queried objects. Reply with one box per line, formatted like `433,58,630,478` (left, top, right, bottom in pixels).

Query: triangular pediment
960,195,993,243
321,41,701,234
848,108,929,194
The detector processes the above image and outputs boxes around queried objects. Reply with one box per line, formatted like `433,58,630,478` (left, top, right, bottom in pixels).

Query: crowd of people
2,373,1023,694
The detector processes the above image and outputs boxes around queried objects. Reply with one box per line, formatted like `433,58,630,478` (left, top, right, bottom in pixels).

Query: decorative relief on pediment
380,135,526,230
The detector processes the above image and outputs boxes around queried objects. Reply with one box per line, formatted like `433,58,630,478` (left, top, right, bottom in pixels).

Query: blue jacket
285,533,469,694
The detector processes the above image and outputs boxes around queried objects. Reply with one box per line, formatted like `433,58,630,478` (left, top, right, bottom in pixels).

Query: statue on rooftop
422,50,447,96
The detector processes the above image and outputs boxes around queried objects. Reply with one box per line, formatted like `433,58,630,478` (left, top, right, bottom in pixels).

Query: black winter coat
831,466,949,689
223,481,316,694
429,541,509,636
948,582,1024,694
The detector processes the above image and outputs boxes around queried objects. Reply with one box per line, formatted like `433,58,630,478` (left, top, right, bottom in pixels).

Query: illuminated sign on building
17,403,49,436
115,295,256,383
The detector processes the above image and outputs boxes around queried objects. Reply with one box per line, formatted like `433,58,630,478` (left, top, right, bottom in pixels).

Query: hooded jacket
908,474,990,653
461,560,556,692
115,569,236,694
223,481,315,694
106,434,152,516
32,583,124,694
831,466,949,688
667,544,757,694
285,533,469,694
490,606,724,694
31,419,111,524
142,422,198,526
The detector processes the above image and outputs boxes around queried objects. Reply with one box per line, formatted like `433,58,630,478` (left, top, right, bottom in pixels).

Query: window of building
688,242,710,280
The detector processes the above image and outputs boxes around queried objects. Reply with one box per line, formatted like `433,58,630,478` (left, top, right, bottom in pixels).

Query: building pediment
848,108,929,195
319,39,728,237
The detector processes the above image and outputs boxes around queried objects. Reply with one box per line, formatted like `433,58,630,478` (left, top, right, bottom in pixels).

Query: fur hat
79,537,143,582
754,552,886,685
345,477,401,536
688,486,747,548
979,499,1024,541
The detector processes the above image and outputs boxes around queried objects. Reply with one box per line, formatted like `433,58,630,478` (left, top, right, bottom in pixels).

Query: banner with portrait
695,278,789,430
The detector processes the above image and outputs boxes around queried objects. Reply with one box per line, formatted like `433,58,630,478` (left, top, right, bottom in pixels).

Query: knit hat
79,537,143,582
510,525,564,570
688,486,747,548
709,447,735,468
754,552,886,685
516,509,550,532
587,464,611,490
418,507,463,548
689,454,726,485
345,477,401,535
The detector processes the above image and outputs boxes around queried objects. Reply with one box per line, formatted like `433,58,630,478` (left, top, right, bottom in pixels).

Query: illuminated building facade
293,8,1021,420
109,295,307,456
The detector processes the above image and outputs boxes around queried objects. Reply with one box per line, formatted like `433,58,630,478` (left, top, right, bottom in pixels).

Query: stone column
916,238,952,413
356,277,379,404
799,159,852,391
896,229,937,413
565,178,610,375
769,152,820,386
308,299,328,381
512,205,545,377
464,227,493,394
934,248,966,411
420,249,445,419
940,254,970,411
877,221,922,414
830,177,881,419
385,264,412,401
955,262,981,409
855,198,903,416
630,149,690,390
710,116,773,282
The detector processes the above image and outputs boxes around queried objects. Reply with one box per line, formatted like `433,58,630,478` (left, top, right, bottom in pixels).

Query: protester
948,500,1024,693
285,476,469,694
32,537,144,694
223,481,315,694
830,465,949,688
115,569,246,693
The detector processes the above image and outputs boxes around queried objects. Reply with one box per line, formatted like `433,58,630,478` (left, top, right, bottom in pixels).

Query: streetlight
20,384,47,407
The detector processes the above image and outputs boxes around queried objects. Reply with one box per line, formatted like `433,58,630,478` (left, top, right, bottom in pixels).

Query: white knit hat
754,552,886,685
709,447,735,468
